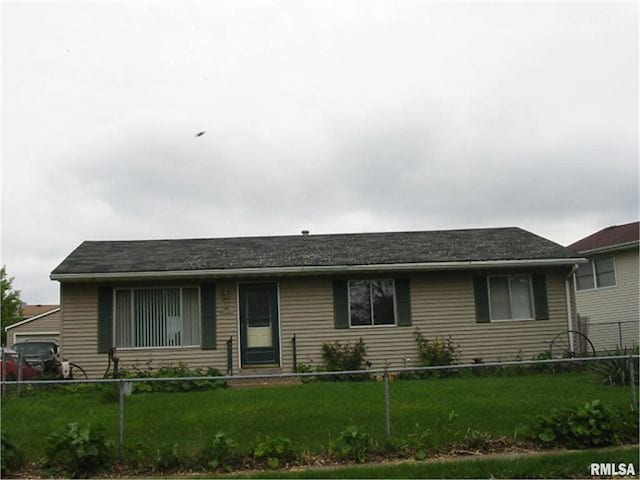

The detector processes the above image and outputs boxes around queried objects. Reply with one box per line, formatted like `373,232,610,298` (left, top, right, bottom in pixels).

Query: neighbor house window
488,275,534,321
349,280,395,326
575,257,616,291
114,287,201,348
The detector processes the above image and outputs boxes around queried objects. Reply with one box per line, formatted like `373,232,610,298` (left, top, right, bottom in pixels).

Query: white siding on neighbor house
60,268,572,378
7,310,61,346
575,248,640,351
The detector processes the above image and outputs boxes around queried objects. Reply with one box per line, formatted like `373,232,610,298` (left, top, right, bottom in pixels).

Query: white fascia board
50,258,586,282
578,241,640,256
5,308,61,332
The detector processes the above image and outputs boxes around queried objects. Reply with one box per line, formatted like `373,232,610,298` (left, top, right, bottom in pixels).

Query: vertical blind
114,287,200,348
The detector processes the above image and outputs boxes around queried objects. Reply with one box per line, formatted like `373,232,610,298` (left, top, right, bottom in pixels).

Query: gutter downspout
565,265,579,354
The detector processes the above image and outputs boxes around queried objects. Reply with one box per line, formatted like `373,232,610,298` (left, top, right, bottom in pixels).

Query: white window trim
112,286,202,350
487,274,536,322
347,279,398,328
574,256,617,292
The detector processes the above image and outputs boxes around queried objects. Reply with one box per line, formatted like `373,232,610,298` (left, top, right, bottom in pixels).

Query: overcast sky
2,1,638,304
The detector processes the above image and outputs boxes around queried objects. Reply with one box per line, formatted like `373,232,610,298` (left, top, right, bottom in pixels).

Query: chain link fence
2,354,638,462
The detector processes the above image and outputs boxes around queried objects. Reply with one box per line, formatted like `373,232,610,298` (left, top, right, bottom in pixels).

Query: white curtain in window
182,288,200,346
510,275,533,319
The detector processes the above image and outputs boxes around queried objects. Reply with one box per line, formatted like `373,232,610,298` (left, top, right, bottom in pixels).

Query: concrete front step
228,367,301,388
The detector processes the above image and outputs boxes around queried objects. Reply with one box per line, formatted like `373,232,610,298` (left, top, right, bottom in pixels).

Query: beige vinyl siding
60,282,239,379
575,248,639,350
60,268,571,378
280,269,570,370
7,310,61,346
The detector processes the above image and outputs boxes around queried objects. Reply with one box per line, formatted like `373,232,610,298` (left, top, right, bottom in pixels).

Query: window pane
349,281,372,326
182,288,200,346
575,262,595,290
489,277,511,320
133,288,181,347
372,280,395,325
595,257,615,287
115,290,132,348
510,275,533,319
246,290,272,327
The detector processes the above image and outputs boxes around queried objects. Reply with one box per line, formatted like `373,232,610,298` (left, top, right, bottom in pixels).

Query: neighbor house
568,221,639,351
5,305,61,347
50,227,584,378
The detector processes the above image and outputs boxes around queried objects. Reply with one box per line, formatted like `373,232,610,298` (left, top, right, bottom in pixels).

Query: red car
0,348,39,381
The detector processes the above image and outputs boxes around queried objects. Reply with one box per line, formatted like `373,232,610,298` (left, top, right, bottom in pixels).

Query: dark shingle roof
568,221,639,253
51,227,580,276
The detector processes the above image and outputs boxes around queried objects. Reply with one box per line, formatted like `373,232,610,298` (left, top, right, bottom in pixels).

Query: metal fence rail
2,354,638,462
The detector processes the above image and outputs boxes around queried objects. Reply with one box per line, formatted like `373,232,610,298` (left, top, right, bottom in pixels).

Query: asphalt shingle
51,227,580,275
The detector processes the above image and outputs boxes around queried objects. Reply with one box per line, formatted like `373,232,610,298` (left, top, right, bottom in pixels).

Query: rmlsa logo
590,463,636,476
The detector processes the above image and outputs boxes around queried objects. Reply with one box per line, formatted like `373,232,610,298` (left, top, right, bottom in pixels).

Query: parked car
10,341,59,375
0,348,40,380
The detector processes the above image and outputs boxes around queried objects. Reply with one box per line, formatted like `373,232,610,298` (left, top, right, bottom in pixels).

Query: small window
114,287,201,348
575,257,616,291
348,280,395,327
488,275,534,321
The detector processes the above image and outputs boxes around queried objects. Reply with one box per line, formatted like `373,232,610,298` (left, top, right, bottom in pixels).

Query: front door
239,283,280,366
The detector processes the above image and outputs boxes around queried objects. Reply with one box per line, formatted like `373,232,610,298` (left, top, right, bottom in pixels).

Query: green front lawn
237,446,640,479
1,372,635,462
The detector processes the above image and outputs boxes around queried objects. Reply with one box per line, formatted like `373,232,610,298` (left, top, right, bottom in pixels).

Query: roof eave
50,258,586,282
576,240,640,256
4,308,61,332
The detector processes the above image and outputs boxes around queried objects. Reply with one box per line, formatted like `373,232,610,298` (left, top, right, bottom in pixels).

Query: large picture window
114,287,201,348
488,275,534,321
348,280,395,327
575,257,616,291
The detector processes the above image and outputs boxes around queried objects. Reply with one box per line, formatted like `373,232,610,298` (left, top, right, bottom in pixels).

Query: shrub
204,431,241,470
46,422,114,476
529,400,639,448
152,443,182,471
321,339,371,381
1,433,21,475
330,426,374,463
414,329,458,377
120,362,227,393
591,346,639,386
253,436,296,469
399,424,432,460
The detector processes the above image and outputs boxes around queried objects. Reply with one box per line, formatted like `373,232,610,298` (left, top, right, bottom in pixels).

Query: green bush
1,433,22,475
46,422,114,476
120,362,227,393
321,339,371,381
414,329,458,377
530,400,639,448
398,424,432,460
152,443,182,471
330,426,374,463
204,431,241,470
253,436,297,469
591,346,639,386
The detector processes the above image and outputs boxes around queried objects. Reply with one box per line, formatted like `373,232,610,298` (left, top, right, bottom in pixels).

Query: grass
236,446,640,479
1,371,636,463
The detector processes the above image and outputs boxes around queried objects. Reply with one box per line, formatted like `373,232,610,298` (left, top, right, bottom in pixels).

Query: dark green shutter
395,278,412,326
97,286,113,353
333,280,349,329
201,283,217,349
532,274,549,320
473,275,490,323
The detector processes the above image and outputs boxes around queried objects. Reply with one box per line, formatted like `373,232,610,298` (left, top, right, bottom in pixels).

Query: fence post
383,368,391,439
1,346,6,395
629,355,638,412
17,353,23,397
118,379,125,461
226,337,233,376
292,334,297,372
